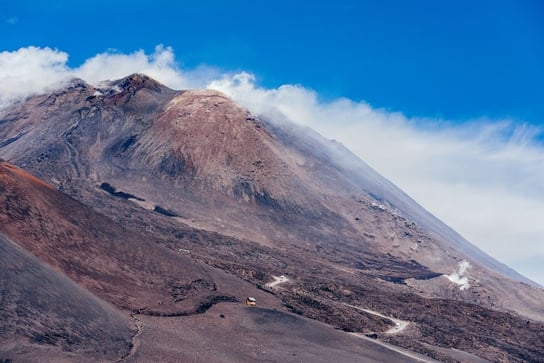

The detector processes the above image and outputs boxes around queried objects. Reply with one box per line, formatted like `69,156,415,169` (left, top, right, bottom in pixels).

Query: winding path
342,304,436,361
265,275,434,361
266,276,409,335
60,116,83,178
266,275,290,288
116,314,144,362
342,303,410,334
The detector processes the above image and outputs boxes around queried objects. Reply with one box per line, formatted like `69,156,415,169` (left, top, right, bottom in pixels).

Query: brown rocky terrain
0,160,430,363
0,160,278,316
1,74,544,362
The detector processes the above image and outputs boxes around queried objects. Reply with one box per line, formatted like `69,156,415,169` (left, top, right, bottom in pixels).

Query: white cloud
1,45,543,285
0,45,215,107
74,45,197,89
209,71,544,286
0,46,70,107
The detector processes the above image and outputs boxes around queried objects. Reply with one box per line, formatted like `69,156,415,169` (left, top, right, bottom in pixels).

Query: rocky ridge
1,74,543,362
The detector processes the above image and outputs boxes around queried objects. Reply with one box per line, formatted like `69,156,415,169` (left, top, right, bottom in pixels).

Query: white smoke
0,45,215,108
445,260,471,290
209,72,544,287
0,46,71,108
0,45,543,285
74,45,199,90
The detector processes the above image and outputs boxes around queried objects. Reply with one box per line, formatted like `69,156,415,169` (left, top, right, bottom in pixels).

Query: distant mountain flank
1,74,543,362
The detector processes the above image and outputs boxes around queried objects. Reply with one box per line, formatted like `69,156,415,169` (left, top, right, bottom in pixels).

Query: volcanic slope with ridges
1,75,544,362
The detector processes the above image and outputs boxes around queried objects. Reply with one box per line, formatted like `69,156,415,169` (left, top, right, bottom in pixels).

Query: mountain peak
95,73,172,97
114,72,155,86
2,74,544,362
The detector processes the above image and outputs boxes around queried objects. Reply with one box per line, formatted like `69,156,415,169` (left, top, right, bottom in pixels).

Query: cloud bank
1,45,543,285
0,45,215,108
209,72,544,286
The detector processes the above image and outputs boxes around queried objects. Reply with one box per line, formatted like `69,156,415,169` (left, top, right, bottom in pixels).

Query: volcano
1,74,543,362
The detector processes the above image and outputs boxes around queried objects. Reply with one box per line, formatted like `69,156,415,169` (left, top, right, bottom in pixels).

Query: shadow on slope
0,233,133,362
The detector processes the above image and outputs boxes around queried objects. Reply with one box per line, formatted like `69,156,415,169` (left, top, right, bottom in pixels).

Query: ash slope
1,75,544,362
0,74,540,303
0,233,133,362
130,305,431,363
0,159,271,316
0,162,429,363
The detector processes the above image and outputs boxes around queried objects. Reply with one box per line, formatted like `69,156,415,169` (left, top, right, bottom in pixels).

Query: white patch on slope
445,260,471,290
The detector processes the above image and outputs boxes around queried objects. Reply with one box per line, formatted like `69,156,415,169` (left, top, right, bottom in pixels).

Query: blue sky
1,0,544,285
2,0,543,123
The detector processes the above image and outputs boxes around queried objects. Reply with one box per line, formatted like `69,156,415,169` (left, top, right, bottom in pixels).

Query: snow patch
445,260,471,290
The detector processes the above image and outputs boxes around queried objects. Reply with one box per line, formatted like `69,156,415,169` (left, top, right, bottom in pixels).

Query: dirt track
343,303,410,334
117,315,144,362
266,275,290,288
